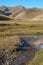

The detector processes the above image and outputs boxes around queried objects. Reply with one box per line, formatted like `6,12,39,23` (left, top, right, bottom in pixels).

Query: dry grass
0,36,21,49
0,20,43,36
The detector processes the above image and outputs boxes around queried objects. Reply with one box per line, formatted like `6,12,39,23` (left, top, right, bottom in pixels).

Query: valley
0,5,43,65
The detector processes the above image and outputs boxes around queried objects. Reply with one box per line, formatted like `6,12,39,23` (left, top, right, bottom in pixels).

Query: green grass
28,49,43,65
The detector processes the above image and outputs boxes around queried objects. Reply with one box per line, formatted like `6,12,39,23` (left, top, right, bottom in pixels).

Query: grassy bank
28,49,43,65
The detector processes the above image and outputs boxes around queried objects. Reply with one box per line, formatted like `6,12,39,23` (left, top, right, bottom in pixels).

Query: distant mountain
10,5,26,18
0,5,43,20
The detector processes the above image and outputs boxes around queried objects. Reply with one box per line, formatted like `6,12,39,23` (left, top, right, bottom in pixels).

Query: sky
0,0,43,8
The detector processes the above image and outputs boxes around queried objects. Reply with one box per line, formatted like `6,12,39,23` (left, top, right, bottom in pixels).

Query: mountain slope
33,14,43,20
0,5,43,20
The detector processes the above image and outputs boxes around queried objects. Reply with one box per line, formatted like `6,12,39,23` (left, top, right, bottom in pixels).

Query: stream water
21,36,43,49
40,44,43,48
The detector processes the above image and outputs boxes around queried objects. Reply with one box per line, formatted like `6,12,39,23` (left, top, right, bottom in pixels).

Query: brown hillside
0,5,43,20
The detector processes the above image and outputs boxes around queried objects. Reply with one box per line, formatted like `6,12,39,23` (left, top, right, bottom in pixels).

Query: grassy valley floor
0,20,43,37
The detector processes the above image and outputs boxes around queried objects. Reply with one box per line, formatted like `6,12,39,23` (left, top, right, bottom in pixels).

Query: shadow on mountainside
0,15,12,20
